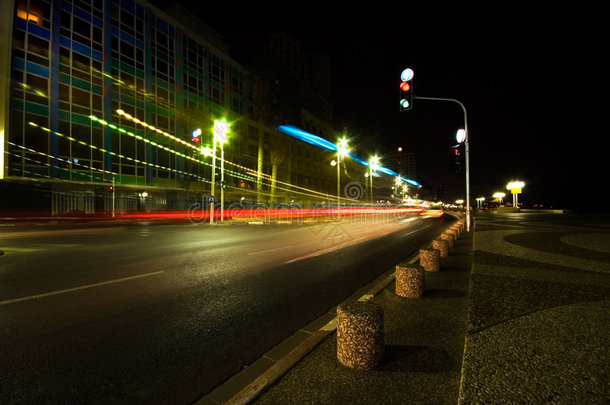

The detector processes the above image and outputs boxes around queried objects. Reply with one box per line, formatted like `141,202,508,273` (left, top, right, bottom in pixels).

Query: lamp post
415,96,470,231
336,137,349,213
210,119,229,224
493,192,505,206
395,176,405,200
369,155,379,204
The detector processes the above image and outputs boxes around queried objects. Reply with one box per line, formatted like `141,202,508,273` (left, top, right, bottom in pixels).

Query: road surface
0,213,452,404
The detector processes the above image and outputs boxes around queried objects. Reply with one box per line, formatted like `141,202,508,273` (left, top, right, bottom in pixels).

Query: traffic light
109,185,115,192
399,68,414,111
450,144,463,172
192,128,201,143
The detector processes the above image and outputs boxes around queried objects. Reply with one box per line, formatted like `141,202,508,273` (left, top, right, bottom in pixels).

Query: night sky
153,3,608,211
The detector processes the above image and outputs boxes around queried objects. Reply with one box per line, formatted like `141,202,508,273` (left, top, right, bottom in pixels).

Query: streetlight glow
214,119,230,143
337,137,349,156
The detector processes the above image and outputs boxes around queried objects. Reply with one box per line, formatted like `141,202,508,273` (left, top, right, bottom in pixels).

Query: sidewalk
459,213,610,404
200,212,610,404
250,215,471,405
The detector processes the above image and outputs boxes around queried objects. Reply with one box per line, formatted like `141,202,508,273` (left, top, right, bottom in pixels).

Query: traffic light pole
414,96,471,232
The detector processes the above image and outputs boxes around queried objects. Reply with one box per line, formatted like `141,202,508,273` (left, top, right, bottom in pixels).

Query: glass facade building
2,0,249,213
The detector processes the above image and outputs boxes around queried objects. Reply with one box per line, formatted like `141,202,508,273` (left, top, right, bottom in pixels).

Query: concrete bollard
447,229,459,242
420,247,440,272
395,264,425,298
337,301,384,370
432,238,449,258
440,232,454,248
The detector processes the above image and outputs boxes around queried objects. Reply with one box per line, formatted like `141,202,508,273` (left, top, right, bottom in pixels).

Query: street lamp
335,137,349,214
201,146,212,156
395,176,404,200
369,155,380,204
493,192,505,205
506,181,525,210
210,119,229,224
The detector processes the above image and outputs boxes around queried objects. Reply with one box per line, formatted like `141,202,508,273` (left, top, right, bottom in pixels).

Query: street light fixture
201,146,212,156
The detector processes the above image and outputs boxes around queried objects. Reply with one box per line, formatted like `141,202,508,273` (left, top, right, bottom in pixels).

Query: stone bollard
337,301,384,370
420,247,440,272
432,238,449,258
440,232,454,248
395,264,425,298
447,229,459,242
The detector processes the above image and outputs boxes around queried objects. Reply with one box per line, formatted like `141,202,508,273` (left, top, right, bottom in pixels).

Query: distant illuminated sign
456,129,466,143
506,181,524,194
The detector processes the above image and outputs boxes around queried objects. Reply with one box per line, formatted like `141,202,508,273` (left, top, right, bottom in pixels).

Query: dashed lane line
0,270,165,305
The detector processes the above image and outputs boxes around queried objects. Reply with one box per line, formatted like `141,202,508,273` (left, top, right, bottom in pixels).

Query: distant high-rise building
384,147,416,181
263,31,333,125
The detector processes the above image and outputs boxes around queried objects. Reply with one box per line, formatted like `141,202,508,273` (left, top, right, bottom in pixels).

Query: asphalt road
0,213,452,404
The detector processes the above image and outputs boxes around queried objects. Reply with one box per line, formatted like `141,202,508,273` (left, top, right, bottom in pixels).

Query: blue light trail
277,125,421,187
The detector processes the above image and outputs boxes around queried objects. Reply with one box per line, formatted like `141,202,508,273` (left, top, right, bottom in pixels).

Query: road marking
0,227,125,239
0,247,43,253
0,271,165,305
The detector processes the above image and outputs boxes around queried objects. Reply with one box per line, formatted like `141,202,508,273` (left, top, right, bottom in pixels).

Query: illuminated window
16,0,50,28
17,8,41,25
